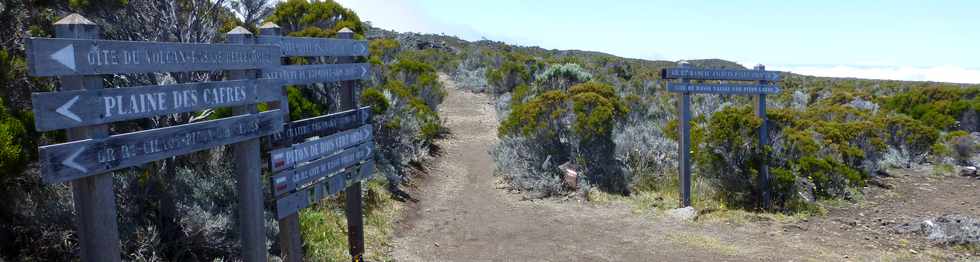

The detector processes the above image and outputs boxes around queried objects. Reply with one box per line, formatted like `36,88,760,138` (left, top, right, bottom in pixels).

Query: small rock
434,242,440,247
961,166,978,177
668,207,698,221
909,249,917,254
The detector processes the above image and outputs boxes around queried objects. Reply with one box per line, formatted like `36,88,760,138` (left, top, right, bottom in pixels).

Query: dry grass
665,233,741,256
299,178,402,261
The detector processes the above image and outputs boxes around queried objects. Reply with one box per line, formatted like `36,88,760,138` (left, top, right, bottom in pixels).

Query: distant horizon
332,0,980,84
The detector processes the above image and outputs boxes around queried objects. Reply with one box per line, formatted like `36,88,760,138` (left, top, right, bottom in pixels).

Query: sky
332,0,980,84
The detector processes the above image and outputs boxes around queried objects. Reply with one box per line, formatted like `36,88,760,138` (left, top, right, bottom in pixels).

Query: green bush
360,87,390,115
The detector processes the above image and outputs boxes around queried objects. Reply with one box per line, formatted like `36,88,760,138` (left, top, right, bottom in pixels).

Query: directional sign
38,110,284,184
275,160,374,219
257,36,369,57
262,63,370,86
31,79,283,131
271,142,373,197
269,124,372,172
25,37,281,76
661,68,781,81
666,83,782,95
270,107,371,147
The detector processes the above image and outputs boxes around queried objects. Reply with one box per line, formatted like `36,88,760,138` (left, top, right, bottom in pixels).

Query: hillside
368,25,980,260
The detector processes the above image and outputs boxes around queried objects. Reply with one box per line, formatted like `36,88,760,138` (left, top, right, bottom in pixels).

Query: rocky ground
388,74,980,261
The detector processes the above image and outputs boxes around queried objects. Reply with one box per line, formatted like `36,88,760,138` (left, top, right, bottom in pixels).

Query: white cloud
771,64,980,84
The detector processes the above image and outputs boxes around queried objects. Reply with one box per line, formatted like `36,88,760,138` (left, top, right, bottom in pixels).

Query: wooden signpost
31,79,283,131
263,63,371,86
662,62,782,209
274,143,375,218
40,110,283,183
259,23,374,262
26,37,280,76
269,124,372,172
29,14,376,261
25,14,292,262
270,107,371,147
257,35,369,57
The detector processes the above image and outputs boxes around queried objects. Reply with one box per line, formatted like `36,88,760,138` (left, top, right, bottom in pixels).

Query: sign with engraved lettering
39,110,284,184
257,36,369,57
666,83,781,95
269,124,372,172
25,38,281,76
263,63,370,86
31,79,283,131
270,107,371,147
271,142,373,197
661,68,781,81
275,159,374,219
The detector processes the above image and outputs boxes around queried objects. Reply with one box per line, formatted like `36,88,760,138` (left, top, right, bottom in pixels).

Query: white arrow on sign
361,66,368,77
62,146,88,172
56,96,82,122
356,43,367,54
51,44,76,72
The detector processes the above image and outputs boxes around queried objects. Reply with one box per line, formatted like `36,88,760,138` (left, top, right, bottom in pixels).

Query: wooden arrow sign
39,110,284,184
275,159,374,219
270,142,373,197
270,107,371,147
25,37,281,76
269,124,372,172
666,83,782,95
256,36,369,57
661,68,781,81
262,63,370,86
31,79,283,131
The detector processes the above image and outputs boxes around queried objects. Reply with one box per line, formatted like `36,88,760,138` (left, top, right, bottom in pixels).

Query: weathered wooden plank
275,159,374,220
53,14,123,262
31,79,283,131
262,63,370,86
256,36,368,57
271,142,373,197
270,107,371,147
350,159,375,183
661,67,781,81
666,82,781,95
39,110,284,184
269,124,372,172
25,37,281,76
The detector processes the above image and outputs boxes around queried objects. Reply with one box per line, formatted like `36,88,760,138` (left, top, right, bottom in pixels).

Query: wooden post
677,61,692,208
226,26,268,262
55,14,122,262
754,64,771,210
262,22,303,262
338,28,366,262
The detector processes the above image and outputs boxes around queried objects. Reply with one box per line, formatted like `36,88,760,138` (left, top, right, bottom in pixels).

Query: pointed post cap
337,27,354,39
54,13,98,38
754,64,766,71
259,22,282,36
259,22,280,29
55,13,95,25
228,26,253,35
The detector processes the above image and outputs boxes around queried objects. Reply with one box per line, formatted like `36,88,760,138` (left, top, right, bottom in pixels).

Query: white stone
668,206,697,221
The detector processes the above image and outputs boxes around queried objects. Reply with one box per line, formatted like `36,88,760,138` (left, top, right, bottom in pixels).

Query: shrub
536,63,592,91
360,87,390,115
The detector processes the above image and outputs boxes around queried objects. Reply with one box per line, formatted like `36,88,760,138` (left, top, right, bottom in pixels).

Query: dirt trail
389,74,978,261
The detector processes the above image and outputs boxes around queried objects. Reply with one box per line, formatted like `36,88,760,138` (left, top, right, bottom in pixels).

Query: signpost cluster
26,14,374,262
258,23,373,262
661,62,782,209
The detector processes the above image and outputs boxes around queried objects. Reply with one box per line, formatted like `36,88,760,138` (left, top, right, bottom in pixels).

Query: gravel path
388,74,979,261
